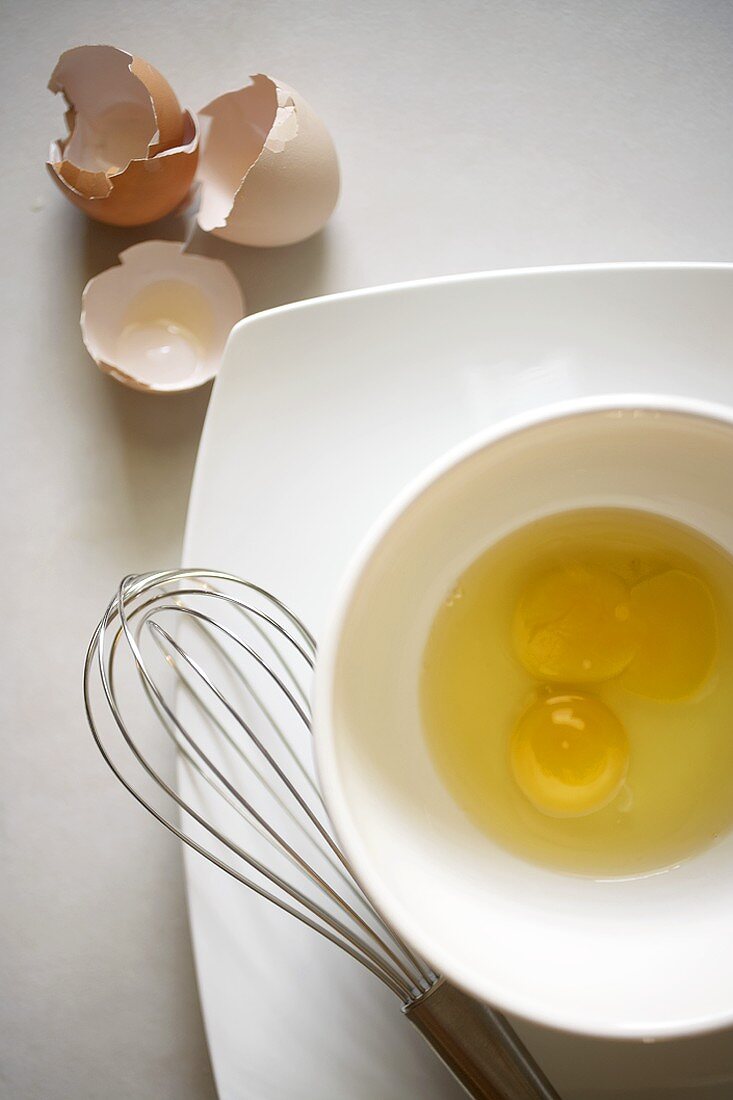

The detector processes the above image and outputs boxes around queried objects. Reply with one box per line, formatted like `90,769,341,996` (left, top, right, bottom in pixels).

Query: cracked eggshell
197,74,339,247
81,241,245,393
47,45,199,226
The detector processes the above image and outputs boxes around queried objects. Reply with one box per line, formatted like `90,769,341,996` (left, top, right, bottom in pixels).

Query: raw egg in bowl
313,395,733,1039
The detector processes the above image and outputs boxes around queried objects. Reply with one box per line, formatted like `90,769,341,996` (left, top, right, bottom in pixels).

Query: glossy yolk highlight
621,569,717,701
513,564,635,683
510,693,629,817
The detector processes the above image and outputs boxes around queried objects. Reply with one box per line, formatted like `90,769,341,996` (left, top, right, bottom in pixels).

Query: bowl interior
317,400,733,1037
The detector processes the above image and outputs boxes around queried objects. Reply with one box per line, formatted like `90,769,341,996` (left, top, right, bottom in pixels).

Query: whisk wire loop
84,570,432,1002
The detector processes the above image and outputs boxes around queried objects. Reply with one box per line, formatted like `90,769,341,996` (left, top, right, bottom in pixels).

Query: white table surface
3,2,733,1097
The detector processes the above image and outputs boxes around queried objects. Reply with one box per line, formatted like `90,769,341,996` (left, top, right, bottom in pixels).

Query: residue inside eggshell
47,45,199,225
81,241,244,392
197,73,339,247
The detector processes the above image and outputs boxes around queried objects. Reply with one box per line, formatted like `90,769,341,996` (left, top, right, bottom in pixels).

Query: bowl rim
313,391,733,1039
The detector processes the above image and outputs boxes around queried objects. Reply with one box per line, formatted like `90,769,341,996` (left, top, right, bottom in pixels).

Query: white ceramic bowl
313,394,733,1040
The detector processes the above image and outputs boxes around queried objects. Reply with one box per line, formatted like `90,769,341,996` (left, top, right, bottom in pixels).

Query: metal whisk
84,569,560,1100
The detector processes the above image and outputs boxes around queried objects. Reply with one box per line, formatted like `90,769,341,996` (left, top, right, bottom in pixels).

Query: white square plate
184,264,733,1099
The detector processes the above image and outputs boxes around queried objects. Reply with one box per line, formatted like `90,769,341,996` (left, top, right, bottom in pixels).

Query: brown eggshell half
197,74,340,247
48,111,199,226
47,45,198,226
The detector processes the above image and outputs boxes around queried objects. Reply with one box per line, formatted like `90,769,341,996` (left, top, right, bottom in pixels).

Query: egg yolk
621,569,717,701
513,564,635,683
510,693,629,817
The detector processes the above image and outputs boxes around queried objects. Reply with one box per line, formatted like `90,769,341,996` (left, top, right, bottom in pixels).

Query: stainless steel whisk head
84,568,560,1100
83,568,435,1003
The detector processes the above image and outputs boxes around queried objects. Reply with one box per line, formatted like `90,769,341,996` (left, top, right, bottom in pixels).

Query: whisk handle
404,979,561,1100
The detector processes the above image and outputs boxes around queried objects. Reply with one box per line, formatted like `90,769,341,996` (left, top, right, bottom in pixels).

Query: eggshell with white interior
81,241,244,392
197,74,340,247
